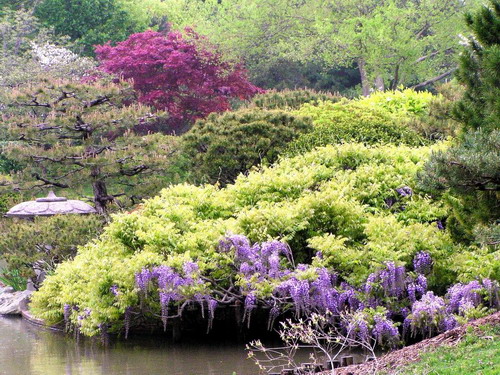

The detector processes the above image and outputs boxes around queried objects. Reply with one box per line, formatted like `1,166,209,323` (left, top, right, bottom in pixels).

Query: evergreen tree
419,0,500,245
1,78,179,214
454,0,500,132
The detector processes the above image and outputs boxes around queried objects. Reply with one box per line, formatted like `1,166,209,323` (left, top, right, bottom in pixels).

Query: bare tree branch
411,68,457,89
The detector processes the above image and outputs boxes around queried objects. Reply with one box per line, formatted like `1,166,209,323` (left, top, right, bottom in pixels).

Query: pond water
0,317,262,375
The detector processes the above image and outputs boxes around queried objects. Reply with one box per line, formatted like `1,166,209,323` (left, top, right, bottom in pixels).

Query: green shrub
286,99,427,156
182,109,313,184
356,88,434,118
403,83,464,140
0,214,105,288
0,189,17,214
30,142,477,335
248,89,340,110
0,269,26,291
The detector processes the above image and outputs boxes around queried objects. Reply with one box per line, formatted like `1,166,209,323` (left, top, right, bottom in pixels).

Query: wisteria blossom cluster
219,235,356,324
404,292,447,337
344,308,400,348
96,236,499,347
135,263,216,330
413,251,433,275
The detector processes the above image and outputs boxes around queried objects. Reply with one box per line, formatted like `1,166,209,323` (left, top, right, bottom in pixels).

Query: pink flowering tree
95,29,262,131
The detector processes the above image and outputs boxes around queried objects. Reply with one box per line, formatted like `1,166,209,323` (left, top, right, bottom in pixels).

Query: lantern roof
5,191,97,218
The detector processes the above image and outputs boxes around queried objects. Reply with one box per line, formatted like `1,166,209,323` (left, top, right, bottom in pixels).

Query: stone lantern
5,191,97,218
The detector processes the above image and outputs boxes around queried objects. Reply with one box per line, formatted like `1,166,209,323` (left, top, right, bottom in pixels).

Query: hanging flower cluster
64,235,499,348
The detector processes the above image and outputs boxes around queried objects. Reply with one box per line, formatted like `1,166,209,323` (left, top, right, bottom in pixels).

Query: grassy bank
331,312,500,375
399,324,500,375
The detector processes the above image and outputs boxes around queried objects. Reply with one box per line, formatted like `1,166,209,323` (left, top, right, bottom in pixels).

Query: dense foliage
34,0,145,55
286,90,432,156
166,0,478,96
453,0,500,132
182,109,312,184
0,1,498,367
96,30,261,131
248,89,340,111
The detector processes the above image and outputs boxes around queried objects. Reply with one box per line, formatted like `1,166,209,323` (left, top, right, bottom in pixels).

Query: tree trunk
358,58,371,97
92,180,111,215
91,167,112,215
375,75,385,92
390,63,400,90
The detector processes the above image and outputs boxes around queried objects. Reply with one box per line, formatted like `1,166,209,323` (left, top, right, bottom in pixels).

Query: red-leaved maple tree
95,29,261,130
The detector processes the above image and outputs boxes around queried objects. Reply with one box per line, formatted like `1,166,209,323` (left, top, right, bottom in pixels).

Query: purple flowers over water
87,234,499,348
135,268,154,291
63,304,71,324
220,234,293,280
134,262,209,330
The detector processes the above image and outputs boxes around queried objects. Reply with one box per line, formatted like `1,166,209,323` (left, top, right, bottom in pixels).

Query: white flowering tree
0,9,95,88
30,41,96,78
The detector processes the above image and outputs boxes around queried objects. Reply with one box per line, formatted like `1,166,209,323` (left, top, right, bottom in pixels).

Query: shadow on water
0,316,263,375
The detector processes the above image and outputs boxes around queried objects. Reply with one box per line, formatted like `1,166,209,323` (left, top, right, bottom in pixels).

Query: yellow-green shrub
31,142,481,335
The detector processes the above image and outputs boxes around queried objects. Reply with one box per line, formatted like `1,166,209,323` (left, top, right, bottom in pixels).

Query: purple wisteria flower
63,304,72,324
110,285,119,296
413,251,433,275
125,234,497,348
396,186,413,197
441,315,458,331
377,262,406,297
446,280,483,315
408,291,446,337
135,268,154,291
372,315,400,348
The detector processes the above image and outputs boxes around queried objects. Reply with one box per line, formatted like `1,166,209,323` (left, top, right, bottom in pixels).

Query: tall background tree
33,0,172,55
419,0,500,246
165,0,480,95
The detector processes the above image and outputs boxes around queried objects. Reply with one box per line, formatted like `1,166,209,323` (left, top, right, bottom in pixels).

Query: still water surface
0,317,261,375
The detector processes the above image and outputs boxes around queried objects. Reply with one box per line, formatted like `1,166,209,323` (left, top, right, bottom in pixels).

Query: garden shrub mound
31,142,498,336
248,89,341,110
182,109,312,184
286,89,437,156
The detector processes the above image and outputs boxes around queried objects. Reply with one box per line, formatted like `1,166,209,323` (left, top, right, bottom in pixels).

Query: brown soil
327,311,500,375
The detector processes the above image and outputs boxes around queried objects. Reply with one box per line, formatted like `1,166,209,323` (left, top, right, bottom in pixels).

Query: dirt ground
325,311,500,375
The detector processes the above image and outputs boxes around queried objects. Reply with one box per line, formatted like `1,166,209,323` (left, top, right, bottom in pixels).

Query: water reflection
0,317,260,375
